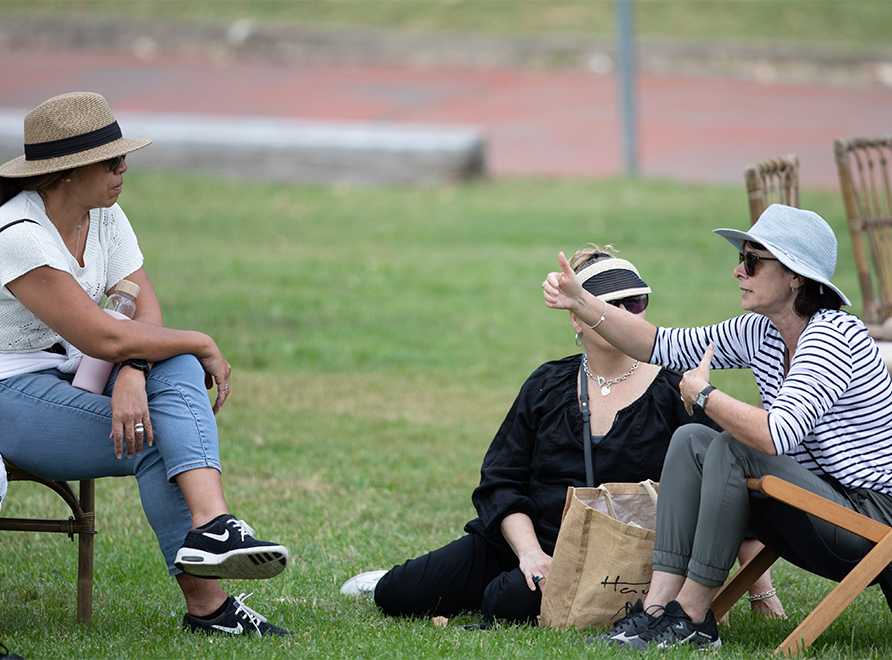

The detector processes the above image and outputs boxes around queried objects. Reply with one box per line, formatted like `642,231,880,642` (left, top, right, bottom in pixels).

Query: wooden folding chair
0,459,96,623
744,154,800,225
712,475,892,656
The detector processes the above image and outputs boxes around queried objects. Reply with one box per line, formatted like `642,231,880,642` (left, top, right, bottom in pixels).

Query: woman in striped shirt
542,204,892,651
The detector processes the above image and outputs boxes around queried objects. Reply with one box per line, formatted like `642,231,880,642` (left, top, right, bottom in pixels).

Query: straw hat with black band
0,92,151,178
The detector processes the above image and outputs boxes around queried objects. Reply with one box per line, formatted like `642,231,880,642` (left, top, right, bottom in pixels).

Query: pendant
601,385,611,396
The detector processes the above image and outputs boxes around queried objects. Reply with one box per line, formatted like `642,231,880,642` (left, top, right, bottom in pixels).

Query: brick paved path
2,49,890,188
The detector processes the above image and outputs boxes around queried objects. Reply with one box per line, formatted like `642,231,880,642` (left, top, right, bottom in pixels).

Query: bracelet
585,299,608,330
747,588,777,602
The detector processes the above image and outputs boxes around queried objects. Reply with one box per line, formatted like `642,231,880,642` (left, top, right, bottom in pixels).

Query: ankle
192,512,231,530
188,596,230,620
674,599,708,624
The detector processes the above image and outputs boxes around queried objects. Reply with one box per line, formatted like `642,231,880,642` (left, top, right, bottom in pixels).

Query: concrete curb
0,110,486,185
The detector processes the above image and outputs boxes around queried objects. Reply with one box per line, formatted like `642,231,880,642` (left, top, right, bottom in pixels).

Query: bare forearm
501,513,544,559
698,390,777,455
501,512,553,590
95,320,215,364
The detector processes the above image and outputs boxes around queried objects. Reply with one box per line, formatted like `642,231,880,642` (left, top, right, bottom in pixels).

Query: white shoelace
232,593,268,630
228,518,257,541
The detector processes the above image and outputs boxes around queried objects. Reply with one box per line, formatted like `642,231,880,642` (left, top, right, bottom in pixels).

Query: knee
664,424,717,470
374,566,429,618
148,354,205,385
702,432,756,472
373,569,400,615
481,571,540,624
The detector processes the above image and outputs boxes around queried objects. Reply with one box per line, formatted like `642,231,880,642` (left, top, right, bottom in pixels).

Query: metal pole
615,0,638,177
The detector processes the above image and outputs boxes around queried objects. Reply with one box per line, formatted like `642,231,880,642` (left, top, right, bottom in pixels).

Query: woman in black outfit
341,246,782,623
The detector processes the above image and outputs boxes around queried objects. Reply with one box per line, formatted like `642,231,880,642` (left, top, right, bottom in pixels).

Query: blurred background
1,0,891,187
2,5,892,658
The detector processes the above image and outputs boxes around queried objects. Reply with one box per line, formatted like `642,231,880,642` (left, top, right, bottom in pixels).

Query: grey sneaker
340,569,388,596
625,600,721,651
585,599,657,646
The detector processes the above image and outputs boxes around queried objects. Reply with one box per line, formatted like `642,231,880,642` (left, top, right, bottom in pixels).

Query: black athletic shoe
625,600,722,651
585,599,657,646
183,593,293,637
174,514,289,580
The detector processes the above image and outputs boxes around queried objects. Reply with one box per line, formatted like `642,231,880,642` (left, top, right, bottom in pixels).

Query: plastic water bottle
72,279,141,393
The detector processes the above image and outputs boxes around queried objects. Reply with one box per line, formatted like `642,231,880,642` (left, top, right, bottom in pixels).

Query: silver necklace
583,353,640,396
43,200,83,259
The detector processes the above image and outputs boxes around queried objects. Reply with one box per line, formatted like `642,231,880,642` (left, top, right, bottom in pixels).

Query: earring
575,332,583,347
791,286,796,294
64,179,71,183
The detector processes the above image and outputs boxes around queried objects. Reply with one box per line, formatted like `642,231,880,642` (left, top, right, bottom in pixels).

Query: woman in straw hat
0,92,290,636
543,204,892,650
341,245,781,625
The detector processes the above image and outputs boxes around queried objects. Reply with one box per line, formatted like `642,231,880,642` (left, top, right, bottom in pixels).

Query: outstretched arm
543,251,657,362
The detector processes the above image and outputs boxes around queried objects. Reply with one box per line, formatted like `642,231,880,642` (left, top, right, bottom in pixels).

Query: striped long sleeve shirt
651,310,892,494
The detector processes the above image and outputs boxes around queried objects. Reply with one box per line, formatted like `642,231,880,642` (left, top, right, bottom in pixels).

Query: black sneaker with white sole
624,600,722,651
183,593,293,637
174,514,289,580
585,599,657,647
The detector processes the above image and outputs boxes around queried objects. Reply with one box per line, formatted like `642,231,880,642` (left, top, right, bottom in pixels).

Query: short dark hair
795,278,843,317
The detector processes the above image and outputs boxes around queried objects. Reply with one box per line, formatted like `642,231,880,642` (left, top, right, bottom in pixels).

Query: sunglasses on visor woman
608,294,649,314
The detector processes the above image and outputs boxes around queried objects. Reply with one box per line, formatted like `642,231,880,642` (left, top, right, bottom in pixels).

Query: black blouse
465,354,719,554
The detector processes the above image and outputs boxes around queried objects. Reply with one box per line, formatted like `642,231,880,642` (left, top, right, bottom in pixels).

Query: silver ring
134,423,145,434
223,384,230,391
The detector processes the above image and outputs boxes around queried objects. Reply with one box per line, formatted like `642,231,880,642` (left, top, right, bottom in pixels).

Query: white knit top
651,311,892,494
0,190,143,355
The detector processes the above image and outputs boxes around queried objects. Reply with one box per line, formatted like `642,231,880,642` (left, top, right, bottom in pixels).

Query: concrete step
0,110,486,186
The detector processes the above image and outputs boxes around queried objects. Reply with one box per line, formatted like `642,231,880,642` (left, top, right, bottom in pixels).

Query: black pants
373,532,542,623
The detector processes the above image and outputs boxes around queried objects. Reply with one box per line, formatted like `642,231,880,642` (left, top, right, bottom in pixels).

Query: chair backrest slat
744,154,799,225
835,135,892,324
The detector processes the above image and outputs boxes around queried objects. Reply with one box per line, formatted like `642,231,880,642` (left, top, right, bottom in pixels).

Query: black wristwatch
121,359,150,380
694,385,716,411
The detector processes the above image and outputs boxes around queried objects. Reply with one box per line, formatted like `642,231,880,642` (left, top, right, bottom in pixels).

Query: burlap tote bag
539,480,659,630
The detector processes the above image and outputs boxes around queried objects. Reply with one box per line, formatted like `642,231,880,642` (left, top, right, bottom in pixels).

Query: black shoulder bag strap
0,218,39,233
579,356,595,488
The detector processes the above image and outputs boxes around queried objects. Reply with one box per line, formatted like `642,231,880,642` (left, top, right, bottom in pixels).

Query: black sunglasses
107,154,126,172
739,250,780,277
608,294,649,314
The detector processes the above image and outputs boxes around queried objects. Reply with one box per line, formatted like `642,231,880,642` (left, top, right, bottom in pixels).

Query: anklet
747,588,777,602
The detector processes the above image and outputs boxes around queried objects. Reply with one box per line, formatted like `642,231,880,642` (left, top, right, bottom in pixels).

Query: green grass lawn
1,172,889,659
3,0,892,51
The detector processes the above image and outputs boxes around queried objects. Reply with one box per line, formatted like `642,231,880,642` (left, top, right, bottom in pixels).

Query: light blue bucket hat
713,203,851,307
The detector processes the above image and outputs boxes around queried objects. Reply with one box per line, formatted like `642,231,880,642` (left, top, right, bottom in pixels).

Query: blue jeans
0,354,221,574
